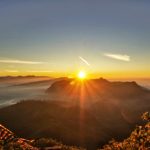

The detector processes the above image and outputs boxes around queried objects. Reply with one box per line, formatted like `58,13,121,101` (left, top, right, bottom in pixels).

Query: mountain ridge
0,78,149,149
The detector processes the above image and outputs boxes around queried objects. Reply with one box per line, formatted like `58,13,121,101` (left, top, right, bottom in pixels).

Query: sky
0,0,150,78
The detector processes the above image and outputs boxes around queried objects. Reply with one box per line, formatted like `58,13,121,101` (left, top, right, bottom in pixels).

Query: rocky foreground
0,124,84,150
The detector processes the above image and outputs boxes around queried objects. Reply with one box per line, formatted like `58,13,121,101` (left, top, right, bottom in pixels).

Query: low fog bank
0,77,55,107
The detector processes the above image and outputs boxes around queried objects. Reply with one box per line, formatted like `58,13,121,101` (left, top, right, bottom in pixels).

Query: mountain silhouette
0,78,149,149
46,78,149,101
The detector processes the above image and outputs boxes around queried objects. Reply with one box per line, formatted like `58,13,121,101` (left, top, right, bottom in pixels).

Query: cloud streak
29,70,54,73
5,70,19,73
79,56,91,66
104,53,130,61
0,59,45,64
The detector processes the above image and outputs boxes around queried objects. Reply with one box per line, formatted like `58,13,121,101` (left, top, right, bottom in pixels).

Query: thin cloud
0,59,45,64
5,70,19,73
79,56,91,66
104,53,130,62
29,70,54,73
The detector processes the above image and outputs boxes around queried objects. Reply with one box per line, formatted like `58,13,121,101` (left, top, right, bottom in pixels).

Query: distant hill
12,79,53,87
47,78,147,94
12,77,67,87
46,78,150,103
0,75,50,81
0,76,51,87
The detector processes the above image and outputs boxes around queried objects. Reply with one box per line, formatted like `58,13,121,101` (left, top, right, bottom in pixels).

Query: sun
77,71,86,80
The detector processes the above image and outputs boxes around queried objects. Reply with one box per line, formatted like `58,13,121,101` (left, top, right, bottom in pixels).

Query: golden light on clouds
0,59,45,64
104,53,130,62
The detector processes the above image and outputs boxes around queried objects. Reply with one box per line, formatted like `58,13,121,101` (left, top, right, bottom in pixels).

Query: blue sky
0,0,150,77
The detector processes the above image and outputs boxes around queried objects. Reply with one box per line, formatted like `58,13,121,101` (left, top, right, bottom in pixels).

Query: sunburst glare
77,71,87,80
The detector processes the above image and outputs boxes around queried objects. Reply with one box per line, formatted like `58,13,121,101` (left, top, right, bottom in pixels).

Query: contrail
0,59,45,64
104,53,130,62
79,56,90,66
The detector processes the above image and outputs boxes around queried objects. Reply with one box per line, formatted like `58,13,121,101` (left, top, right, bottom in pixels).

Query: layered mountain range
0,78,149,149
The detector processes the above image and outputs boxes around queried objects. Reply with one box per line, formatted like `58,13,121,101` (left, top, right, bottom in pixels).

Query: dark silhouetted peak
47,78,73,93
99,77,110,83
92,78,110,85
46,78,149,100
112,81,142,90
